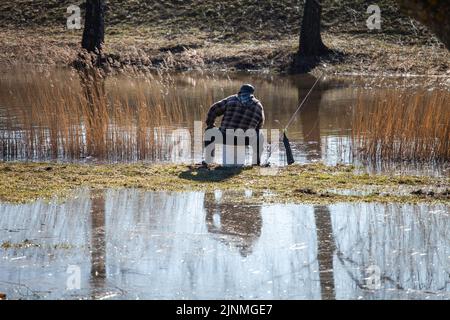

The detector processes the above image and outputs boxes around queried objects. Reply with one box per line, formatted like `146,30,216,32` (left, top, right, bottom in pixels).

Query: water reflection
0,190,92,299
332,203,450,299
89,190,106,298
204,192,262,257
313,205,336,300
0,190,448,300
291,75,324,162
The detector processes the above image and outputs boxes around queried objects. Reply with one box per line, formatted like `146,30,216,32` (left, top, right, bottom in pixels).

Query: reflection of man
205,84,265,165
204,193,262,257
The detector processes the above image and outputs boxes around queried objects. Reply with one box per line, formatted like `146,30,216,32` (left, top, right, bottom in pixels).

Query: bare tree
298,0,328,56
82,0,105,53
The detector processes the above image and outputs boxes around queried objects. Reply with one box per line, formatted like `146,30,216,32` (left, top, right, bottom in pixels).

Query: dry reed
0,67,207,161
352,89,450,163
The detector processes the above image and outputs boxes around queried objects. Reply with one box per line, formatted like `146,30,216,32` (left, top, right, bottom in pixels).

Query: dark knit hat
238,84,255,95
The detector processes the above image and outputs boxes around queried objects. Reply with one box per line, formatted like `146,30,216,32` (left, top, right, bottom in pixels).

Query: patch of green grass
1,239,39,249
0,162,448,204
1,240,76,250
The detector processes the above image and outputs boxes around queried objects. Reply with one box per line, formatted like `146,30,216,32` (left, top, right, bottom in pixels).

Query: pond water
0,68,447,176
0,68,448,300
0,189,449,300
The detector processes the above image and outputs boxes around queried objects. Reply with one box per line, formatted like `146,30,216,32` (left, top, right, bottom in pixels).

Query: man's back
204,84,265,166
206,94,265,131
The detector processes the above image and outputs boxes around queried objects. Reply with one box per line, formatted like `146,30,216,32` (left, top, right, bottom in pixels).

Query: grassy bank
0,162,448,204
0,1,449,74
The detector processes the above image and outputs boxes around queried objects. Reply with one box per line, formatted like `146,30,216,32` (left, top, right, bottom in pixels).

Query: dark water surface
0,189,448,300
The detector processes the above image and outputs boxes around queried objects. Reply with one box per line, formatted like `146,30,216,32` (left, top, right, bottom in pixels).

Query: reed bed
352,89,450,163
0,68,209,161
2,66,448,167
0,67,302,163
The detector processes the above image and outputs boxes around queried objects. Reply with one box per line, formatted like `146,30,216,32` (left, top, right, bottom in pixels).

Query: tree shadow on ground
179,164,247,183
288,49,347,74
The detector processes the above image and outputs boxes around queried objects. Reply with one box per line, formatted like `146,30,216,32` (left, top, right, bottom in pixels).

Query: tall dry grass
0,68,207,161
0,66,307,162
352,89,450,163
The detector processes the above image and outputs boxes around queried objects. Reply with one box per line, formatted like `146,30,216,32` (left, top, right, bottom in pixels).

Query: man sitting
205,84,265,166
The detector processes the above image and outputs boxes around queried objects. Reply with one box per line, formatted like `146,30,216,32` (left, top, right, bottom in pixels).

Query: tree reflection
89,189,106,298
313,205,336,300
291,75,323,161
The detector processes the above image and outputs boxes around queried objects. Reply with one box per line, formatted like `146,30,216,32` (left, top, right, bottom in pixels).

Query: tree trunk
82,0,105,53
396,0,450,50
299,0,328,56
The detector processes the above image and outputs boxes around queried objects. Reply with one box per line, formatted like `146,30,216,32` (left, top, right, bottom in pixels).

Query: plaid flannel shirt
205,95,265,131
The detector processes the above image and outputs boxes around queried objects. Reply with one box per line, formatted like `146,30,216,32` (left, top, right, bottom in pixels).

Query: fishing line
282,74,322,165
284,75,322,132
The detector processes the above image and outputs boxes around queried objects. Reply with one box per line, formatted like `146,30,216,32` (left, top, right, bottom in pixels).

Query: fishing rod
283,74,322,165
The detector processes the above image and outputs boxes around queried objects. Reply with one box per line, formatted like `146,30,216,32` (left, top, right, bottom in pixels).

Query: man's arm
206,97,228,128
